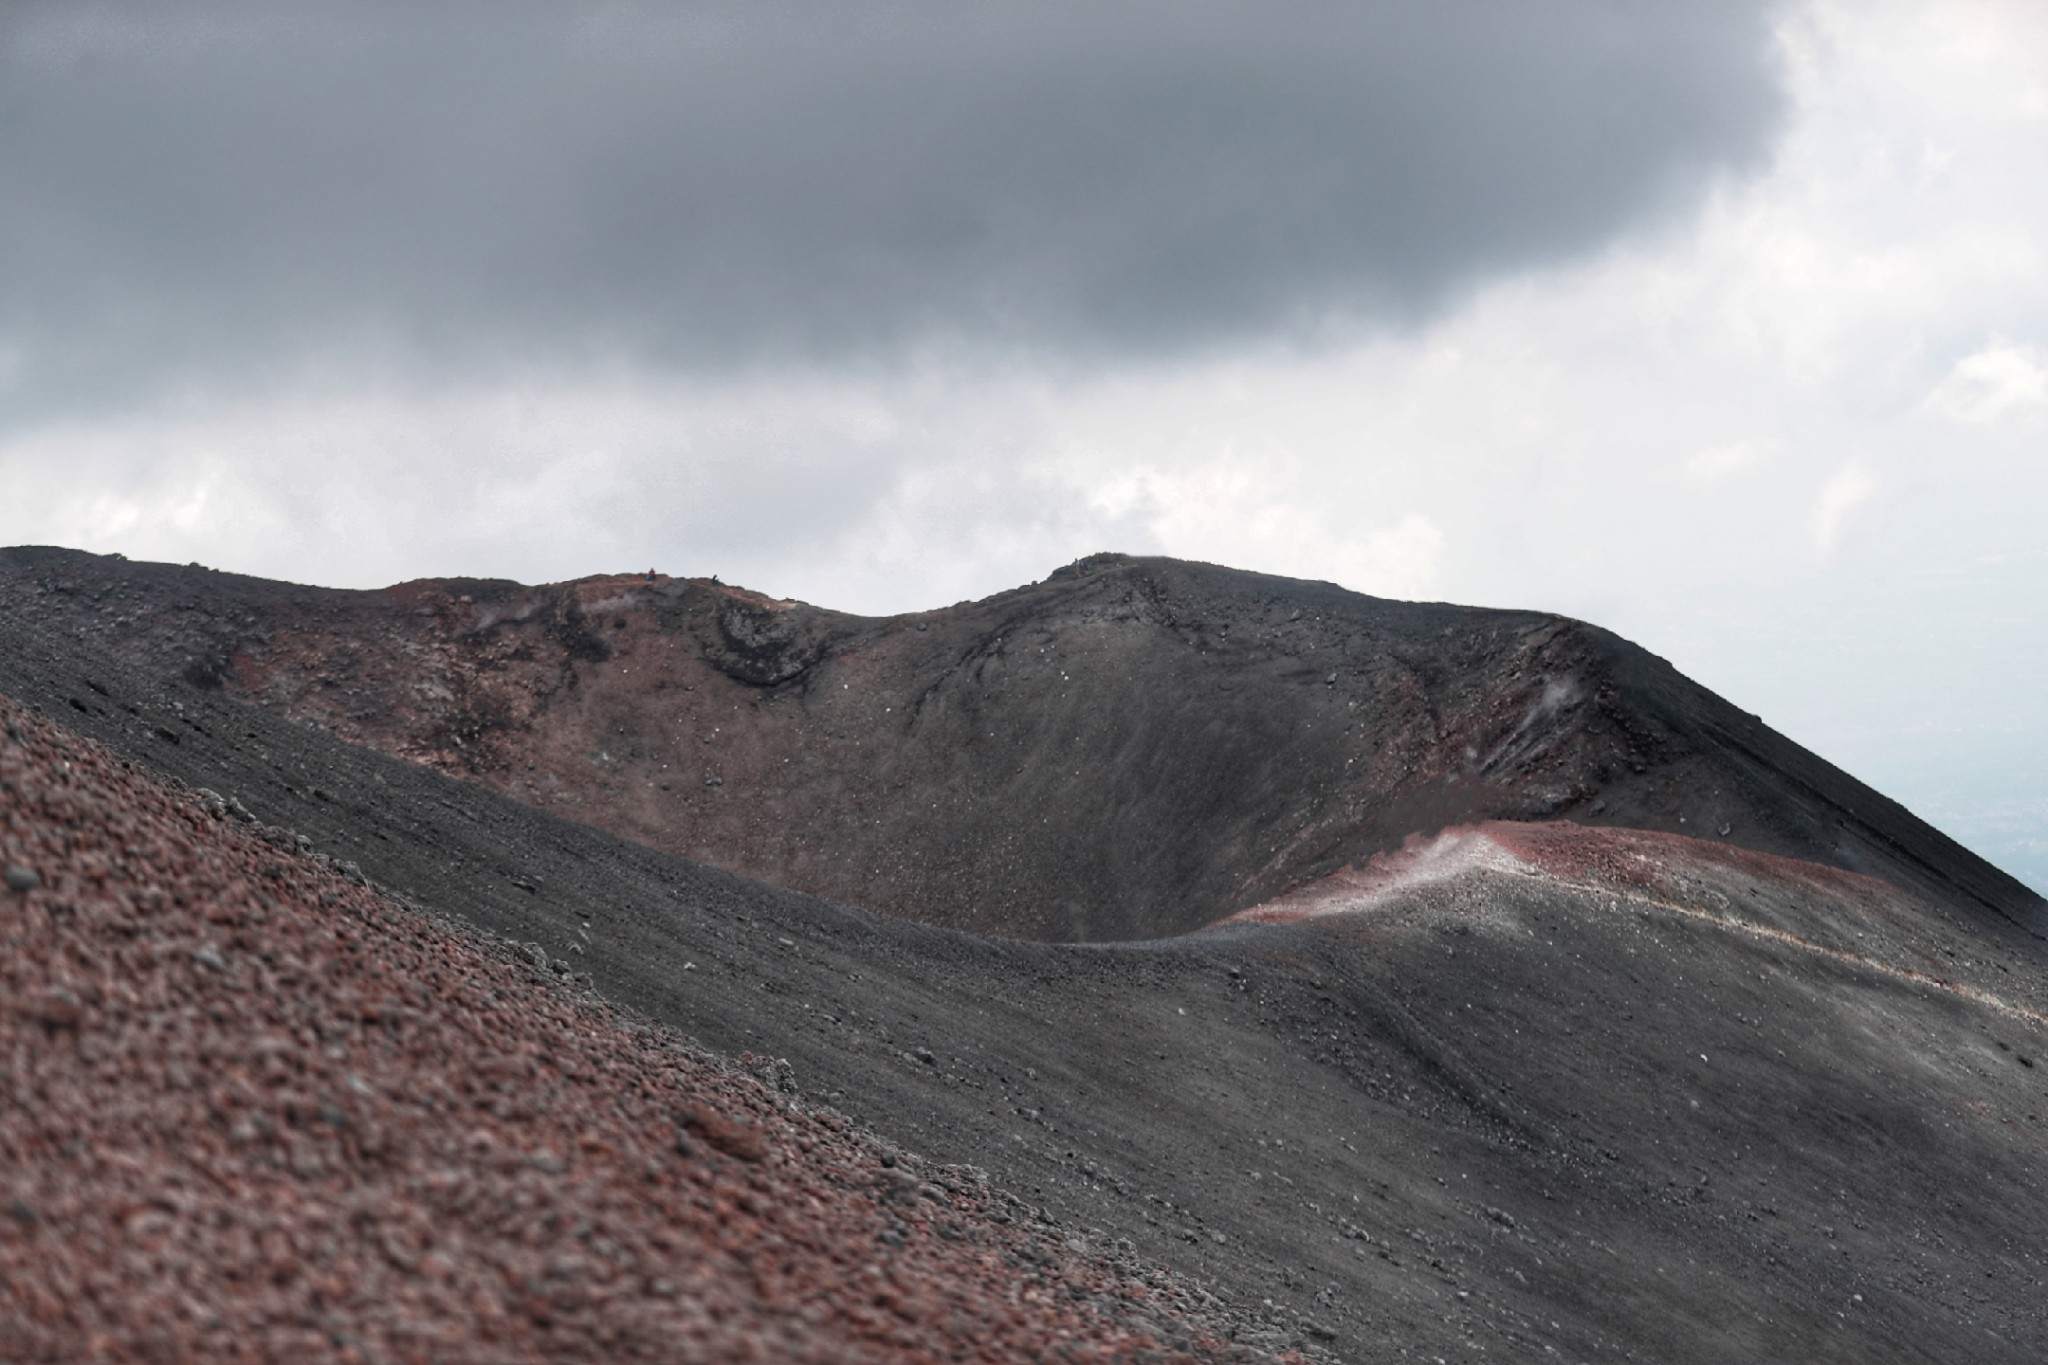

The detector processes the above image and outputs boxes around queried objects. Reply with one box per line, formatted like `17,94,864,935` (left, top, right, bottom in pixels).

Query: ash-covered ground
4,549,2046,1363
0,691,1297,1364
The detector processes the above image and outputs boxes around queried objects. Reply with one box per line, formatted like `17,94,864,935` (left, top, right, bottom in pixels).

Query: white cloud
1348,514,1447,600
0,378,934,592
1809,462,1877,556
1075,460,1444,600
1921,336,2048,424
1683,440,1772,485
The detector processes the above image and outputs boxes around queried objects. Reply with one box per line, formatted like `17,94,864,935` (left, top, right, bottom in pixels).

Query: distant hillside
1,546,2037,942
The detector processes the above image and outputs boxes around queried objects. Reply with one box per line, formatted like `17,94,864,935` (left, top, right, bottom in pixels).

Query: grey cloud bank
1,0,1784,411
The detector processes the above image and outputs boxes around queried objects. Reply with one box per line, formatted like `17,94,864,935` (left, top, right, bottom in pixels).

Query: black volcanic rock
0,546,2036,943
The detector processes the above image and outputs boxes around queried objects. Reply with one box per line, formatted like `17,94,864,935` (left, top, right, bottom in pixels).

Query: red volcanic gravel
1482,818,1902,903
0,696,1289,1364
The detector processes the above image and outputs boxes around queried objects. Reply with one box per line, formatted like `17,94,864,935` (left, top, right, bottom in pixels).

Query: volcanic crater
2,548,2031,945
4,545,2046,1363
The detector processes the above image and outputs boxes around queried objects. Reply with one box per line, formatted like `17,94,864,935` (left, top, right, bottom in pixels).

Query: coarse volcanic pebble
0,695,1295,1365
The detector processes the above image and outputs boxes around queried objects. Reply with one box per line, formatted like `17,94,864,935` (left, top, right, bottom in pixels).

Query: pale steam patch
1921,336,2048,426
1227,826,1539,926
1808,461,1876,557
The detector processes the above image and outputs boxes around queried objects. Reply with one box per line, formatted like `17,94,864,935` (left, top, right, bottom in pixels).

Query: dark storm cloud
0,0,1786,407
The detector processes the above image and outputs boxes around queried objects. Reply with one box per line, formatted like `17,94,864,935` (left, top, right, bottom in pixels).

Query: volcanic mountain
0,548,2034,944
4,545,2046,1363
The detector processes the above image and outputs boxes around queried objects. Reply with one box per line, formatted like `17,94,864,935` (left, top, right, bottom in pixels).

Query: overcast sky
3,0,2043,891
